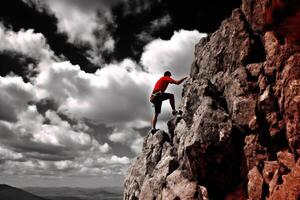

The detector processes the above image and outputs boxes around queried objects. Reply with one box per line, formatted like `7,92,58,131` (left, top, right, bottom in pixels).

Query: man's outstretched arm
172,76,188,85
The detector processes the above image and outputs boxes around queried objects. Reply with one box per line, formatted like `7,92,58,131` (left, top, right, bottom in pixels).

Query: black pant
152,92,173,114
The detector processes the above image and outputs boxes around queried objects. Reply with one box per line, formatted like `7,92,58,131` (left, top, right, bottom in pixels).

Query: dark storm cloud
0,0,98,73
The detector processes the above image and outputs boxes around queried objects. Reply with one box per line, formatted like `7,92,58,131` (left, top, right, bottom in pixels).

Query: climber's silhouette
150,71,188,133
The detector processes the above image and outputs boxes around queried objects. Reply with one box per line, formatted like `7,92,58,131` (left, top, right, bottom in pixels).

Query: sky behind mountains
0,0,240,187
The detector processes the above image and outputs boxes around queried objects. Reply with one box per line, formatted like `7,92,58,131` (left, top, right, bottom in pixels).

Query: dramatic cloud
0,146,23,161
110,0,241,61
23,0,117,65
0,20,131,175
0,76,36,122
0,0,210,186
109,128,144,154
141,30,207,110
0,106,93,157
48,1,100,44
34,30,206,129
0,105,129,177
149,14,172,32
142,30,207,76
0,23,56,62
35,59,155,127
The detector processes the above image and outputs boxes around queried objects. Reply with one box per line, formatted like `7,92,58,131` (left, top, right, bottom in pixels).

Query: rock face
124,0,300,199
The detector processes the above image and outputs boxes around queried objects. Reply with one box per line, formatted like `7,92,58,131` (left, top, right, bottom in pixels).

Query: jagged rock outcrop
124,0,300,199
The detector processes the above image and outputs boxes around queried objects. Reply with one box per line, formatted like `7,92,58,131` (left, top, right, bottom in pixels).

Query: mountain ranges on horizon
0,184,123,200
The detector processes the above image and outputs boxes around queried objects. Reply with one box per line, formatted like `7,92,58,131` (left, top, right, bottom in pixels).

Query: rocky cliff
124,0,300,199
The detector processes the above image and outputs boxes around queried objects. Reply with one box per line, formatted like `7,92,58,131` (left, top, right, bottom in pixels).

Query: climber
150,71,188,133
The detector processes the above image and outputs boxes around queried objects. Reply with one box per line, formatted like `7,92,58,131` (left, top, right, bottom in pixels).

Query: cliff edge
124,0,300,199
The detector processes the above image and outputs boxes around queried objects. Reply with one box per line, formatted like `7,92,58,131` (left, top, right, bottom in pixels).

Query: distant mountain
0,184,48,200
23,187,123,200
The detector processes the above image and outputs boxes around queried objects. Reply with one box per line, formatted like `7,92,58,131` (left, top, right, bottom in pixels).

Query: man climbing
150,71,188,133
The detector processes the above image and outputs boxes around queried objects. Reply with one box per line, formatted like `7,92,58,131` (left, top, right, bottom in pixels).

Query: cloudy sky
0,0,240,188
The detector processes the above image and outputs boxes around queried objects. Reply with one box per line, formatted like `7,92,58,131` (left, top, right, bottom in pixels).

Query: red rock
266,112,280,137
277,151,296,170
268,169,279,195
268,159,300,200
248,166,264,200
244,135,268,170
262,161,279,184
263,32,280,59
241,0,268,33
225,184,247,200
259,86,274,113
264,0,300,45
249,116,259,131
162,170,208,200
269,127,281,138
280,54,300,155
246,63,263,78
258,74,267,93
266,112,277,124
138,179,156,200
232,95,257,127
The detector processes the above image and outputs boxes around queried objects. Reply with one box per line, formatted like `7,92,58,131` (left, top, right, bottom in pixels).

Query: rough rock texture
124,0,300,199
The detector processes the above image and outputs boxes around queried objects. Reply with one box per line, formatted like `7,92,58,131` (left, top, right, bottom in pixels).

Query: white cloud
96,155,130,165
0,152,129,177
3,105,92,149
35,59,156,127
109,127,143,154
109,132,129,143
110,155,130,165
0,76,36,122
0,146,23,161
32,124,91,147
141,29,207,77
23,0,116,64
0,24,147,178
54,160,73,170
47,1,99,45
0,105,126,177
99,143,111,153
0,23,56,62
